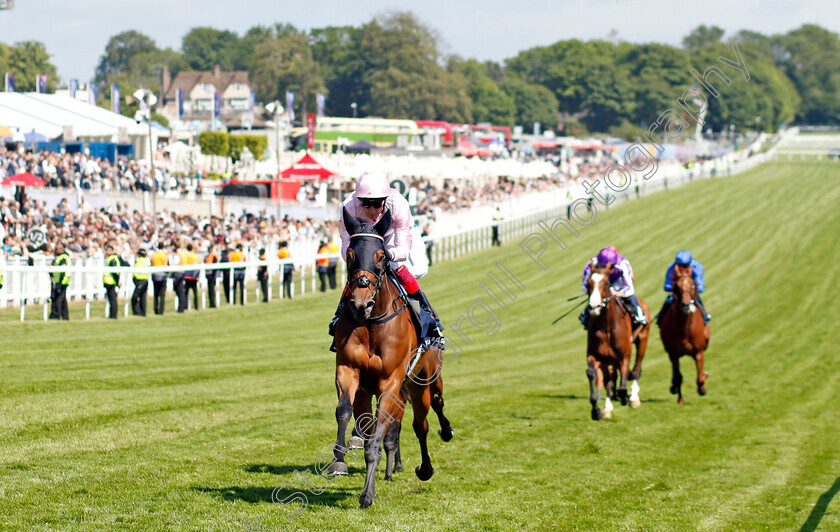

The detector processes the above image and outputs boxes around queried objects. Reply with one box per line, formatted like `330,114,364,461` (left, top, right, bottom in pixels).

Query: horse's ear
373,209,392,237
342,206,360,236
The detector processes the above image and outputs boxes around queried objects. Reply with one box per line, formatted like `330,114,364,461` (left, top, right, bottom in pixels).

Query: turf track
1,159,838,531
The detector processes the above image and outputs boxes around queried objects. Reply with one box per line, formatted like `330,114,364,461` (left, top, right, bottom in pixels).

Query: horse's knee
335,398,352,424
586,364,597,381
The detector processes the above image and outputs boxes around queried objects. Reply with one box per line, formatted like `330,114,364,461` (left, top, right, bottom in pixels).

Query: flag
316,93,326,118
249,90,256,112
37,75,47,94
176,88,184,118
111,84,120,114
88,83,97,105
286,91,295,122
4,73,15,92
213,91,221,119
69,79,78,98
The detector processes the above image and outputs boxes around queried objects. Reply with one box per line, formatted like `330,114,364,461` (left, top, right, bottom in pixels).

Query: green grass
1,159,839,531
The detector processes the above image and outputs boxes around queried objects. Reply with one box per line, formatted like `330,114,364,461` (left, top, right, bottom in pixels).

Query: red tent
1,172,46,187
279,154,336,180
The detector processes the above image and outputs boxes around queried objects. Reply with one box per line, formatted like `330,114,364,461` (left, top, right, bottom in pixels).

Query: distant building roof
163,66,249,102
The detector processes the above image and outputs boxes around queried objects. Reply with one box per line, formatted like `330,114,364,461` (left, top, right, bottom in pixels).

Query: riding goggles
360,198,385,208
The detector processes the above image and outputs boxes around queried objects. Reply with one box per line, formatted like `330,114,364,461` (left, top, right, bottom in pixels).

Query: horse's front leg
359,383,404,509
617,354,631,406
586,357,604,421
695,349,708,396
329,365,359,476
670,354,684,405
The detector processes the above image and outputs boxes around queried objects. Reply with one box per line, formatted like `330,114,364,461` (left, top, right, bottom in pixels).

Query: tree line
3,14,840,137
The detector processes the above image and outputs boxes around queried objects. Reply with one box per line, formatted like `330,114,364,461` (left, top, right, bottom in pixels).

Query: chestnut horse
659,264,710,404
584,261,650,420
327,208,452,509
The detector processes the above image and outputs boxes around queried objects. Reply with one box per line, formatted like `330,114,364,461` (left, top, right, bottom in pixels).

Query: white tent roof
0,92,147,140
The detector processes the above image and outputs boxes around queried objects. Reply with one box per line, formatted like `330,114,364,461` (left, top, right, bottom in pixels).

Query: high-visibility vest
52,253,71,285
317,246,329,267
104,254,120,285
134,257,151,280
185,251,199,280
278,248,290,260
151,251,167,267
327,242,339,266
205,253,219,277
230,250,245,274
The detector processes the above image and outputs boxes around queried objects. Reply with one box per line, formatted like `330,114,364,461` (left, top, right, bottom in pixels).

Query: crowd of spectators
0,193,339,261
0,144,624,261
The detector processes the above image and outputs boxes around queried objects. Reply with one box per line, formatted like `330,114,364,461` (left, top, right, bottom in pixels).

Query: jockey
328,171,445,352
656,250,711,325
579,246,647,329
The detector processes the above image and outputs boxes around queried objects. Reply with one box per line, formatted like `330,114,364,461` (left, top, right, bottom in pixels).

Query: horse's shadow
244,463,366,476
196,484,358,508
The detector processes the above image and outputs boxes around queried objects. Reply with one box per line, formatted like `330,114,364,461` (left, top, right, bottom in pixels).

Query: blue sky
1,0,838,83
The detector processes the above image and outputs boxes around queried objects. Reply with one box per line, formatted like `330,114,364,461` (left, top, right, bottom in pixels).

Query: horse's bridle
347,232,406,323
673,273,697,307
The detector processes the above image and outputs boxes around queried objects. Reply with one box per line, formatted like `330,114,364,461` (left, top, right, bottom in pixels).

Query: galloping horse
659,264,710,404
328,207,453,509
584,260,650,420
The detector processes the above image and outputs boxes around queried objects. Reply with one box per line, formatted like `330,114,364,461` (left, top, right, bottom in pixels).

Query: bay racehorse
659,264,710,404
585,260,650,420
328,207,453,509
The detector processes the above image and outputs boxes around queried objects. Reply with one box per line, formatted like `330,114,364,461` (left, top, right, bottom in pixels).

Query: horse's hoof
394,463,403,473
618,391,629,406
669,385,678,395
698,386,707,396
328,461,348,476
604,409,613,419
359,492,375,509
384,473,393,481
591,408,604,421
348,436,364,449
439,427,454,442
678,397,685,405
415,464,434,481
630,400,641,408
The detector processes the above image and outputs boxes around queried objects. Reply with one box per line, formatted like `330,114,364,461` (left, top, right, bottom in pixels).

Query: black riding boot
696,295,711,323
328,299,345,352
655,296,673,326
579,308,589,329
409,289,444,334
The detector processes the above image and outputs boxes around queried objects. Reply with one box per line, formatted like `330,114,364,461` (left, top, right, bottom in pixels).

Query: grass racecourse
1,159,839,531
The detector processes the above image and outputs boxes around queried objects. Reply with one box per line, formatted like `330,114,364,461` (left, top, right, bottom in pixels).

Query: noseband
673,274,697,306
348,232,386,301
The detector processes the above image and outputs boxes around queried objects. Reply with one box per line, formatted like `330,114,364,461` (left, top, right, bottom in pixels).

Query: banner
286,91,295,122
37,75,47,94
176,87,184,118
111,84,120,114
249,90,256,111
69,79,78,99
316,93,326,118
4,73,15,92
307,112,316,150
88,83,97,105
213,91,221,118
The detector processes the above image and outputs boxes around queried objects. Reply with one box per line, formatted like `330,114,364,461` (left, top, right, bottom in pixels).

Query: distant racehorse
584,260,650,420
659,264,710,404
328,208,453,509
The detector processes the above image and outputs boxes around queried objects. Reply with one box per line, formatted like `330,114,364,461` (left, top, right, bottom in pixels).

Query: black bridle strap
368,294,408,324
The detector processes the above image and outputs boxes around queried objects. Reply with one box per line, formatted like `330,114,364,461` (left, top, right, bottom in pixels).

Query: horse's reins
347,232,406,324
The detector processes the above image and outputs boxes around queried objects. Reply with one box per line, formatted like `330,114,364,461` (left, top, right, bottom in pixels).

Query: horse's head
587,259,614,317
343,206,392,322
673,264,698,314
